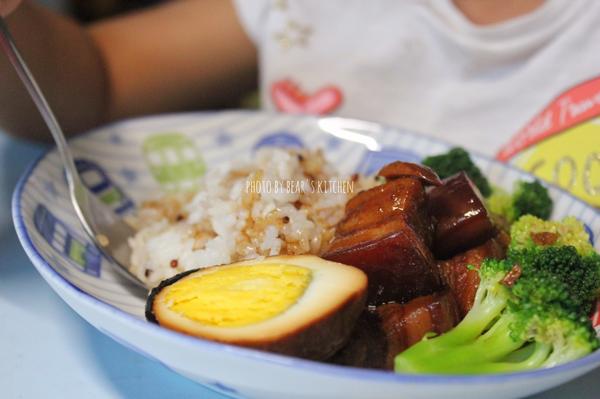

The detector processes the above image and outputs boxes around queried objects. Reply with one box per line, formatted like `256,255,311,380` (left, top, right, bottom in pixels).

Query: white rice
129,148,371,287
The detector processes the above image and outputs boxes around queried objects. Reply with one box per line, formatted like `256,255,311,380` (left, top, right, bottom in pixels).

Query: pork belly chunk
437,231,510,317
428,172,496,259
323,163,442,304
331,290,460,369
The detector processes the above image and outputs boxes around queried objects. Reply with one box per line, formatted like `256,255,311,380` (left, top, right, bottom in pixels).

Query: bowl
12,111,600,399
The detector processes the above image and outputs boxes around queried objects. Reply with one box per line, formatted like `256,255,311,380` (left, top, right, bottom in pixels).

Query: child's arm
0,0,257,141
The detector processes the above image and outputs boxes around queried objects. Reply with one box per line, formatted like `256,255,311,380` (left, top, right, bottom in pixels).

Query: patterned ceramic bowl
12,111,600,399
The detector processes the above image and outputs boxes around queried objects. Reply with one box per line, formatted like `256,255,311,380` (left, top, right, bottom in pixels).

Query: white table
1,133,598,398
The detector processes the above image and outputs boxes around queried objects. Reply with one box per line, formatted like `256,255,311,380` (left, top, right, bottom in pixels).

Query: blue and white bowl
12,111,600,399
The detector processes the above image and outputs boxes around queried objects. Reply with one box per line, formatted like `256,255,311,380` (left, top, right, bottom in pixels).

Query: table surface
1,132,599,399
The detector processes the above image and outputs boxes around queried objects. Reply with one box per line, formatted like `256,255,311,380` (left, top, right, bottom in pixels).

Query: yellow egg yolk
163,264,312,327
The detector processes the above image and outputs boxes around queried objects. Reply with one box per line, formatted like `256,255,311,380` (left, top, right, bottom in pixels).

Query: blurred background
42,0,161,21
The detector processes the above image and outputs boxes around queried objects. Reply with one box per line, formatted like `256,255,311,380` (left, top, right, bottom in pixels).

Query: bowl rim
11,110,600,386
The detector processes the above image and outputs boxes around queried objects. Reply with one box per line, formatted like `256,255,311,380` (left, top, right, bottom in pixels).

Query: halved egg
146,255,367,360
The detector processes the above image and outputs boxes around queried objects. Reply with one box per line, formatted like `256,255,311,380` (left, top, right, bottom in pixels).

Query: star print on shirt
274,20,313,50
272,0,287,11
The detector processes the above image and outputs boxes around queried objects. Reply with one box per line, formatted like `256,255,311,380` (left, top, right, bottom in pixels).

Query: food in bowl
395,232,600,374
133,146,599,375
322,161,444,304
128,148,373,287
146,255,367,360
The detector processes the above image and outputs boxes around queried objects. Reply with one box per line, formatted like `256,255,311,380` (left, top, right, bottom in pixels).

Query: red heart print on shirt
271,79,343,115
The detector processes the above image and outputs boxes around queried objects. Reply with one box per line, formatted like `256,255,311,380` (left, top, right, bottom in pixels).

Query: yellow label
513,120,600,207
164,264,312,327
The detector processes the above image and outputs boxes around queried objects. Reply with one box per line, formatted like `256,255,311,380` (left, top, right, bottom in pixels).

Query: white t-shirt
234,0,600,205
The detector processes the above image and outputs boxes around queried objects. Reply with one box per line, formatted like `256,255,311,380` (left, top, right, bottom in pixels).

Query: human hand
0,0,22,17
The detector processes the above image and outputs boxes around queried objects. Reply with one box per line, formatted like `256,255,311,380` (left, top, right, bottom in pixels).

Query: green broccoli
487,180,553,223
422,147,492,197
510,215,595,256
513,180,553,220
394,245,600,374
486,186,514,220
508,246,600,314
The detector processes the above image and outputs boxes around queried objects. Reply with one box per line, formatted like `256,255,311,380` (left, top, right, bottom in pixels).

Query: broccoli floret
510,215,595,256
422,147,491,197
513,180,553,220
487,186,514,220
531,308,599,369
516,307,600,370
508,246,600,314
394,245,600,374
487,180,553,223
